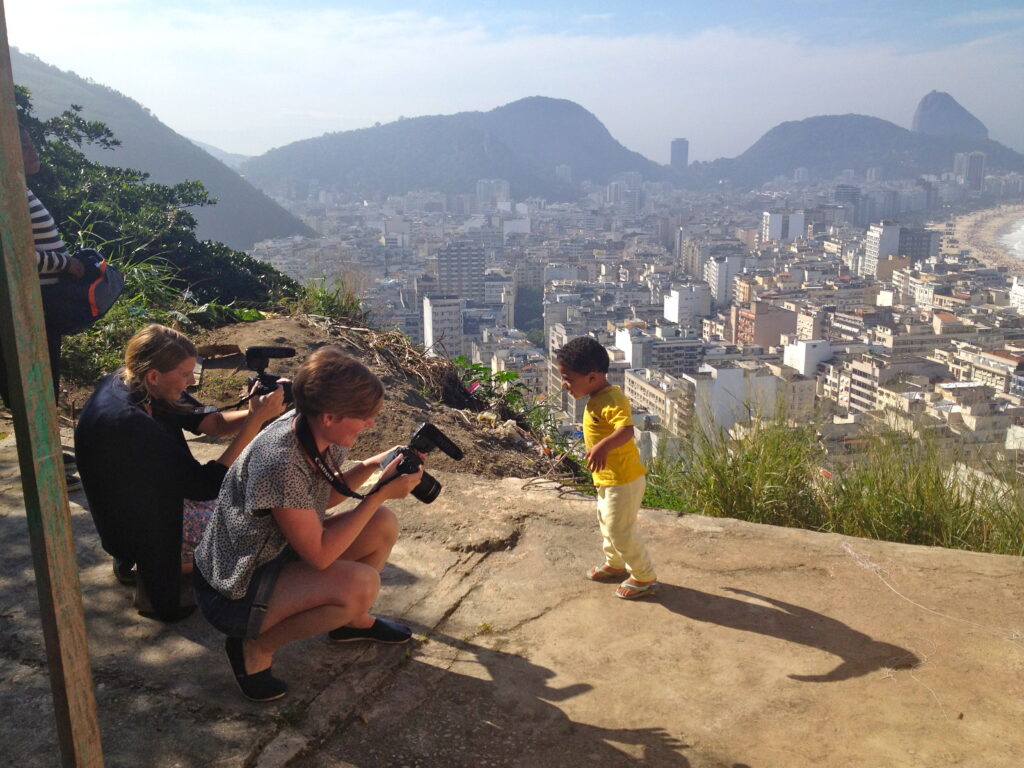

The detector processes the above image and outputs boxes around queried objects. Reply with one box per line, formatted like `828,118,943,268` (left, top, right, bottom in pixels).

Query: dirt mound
190,315,552,480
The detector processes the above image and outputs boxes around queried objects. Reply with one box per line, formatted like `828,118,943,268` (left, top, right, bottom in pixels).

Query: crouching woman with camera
75,324,286,621
193,346,423,702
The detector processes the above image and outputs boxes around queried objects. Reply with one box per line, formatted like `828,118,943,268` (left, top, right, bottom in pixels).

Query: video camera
245,345,295,405
380,422,463,504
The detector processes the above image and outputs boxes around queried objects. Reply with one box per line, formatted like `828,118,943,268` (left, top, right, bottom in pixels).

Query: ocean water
1001,217,1024,260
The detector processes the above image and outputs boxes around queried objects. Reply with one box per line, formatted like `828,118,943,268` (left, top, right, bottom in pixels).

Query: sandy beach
947,203,1024,275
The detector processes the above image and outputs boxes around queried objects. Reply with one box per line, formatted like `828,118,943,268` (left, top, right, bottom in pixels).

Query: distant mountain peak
911,91,988,140
241,96,665,200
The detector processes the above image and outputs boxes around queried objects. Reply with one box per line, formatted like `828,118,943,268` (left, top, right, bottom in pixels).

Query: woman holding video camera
193,345,423,702
75,324,286,621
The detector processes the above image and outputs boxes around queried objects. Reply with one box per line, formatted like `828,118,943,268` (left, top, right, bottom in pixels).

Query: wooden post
0,3,103,765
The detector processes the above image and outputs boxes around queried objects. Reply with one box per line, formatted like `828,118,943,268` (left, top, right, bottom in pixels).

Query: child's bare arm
585,425,634,472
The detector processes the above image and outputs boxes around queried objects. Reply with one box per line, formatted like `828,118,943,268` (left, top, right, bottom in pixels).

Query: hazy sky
6,1,1024,163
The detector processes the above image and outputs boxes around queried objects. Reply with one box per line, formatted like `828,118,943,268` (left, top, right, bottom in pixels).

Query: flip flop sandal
615,580,659,600
587,563,628,582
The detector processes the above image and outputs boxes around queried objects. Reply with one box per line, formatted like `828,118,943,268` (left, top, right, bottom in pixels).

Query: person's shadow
656,585,920,682
339,630,697,767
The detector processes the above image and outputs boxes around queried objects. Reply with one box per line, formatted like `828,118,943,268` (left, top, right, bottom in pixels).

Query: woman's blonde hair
292,346,382,418
120,324,197,400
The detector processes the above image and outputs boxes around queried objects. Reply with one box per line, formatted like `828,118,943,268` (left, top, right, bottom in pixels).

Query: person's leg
601,477,656,583
596,487,627,571
325,504,399,629
242,558,380,674
0,297,60,406
333,505,399,571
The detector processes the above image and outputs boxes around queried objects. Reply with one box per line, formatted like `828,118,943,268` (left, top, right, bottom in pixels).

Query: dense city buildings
249,153,1024,468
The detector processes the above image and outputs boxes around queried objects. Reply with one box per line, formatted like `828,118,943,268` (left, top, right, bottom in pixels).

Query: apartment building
437,241,486,302
845,353,951,414
731,300,798,349
663,283,712,327
929,341,1024,393
423,295,462,358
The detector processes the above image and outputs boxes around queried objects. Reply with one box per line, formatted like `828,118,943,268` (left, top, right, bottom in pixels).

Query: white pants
596,476,655,582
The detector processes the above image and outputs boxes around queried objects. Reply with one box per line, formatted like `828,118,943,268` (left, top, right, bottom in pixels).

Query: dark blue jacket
75,373,227,620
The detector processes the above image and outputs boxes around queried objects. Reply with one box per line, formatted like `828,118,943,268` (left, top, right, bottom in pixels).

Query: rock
911,90,988,139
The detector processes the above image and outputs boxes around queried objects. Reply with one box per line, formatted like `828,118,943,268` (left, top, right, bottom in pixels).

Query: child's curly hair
555,336,609,375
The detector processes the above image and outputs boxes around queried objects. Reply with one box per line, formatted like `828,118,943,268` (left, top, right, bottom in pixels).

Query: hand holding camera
375,451,426,501
247,377,287,423
377,423,463,504
245,346,295,405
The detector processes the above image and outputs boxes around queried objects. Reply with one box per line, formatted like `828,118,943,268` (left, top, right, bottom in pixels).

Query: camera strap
294,415,367,500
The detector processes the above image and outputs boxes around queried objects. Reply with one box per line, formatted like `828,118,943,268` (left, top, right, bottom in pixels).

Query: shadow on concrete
656,584,920,682
341,631,696,767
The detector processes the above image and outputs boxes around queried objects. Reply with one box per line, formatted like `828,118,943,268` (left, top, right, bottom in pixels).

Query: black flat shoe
328,617,412,645
113,558,136,586
224,637,287,702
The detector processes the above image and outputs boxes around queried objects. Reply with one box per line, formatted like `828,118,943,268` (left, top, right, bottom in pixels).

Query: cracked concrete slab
1,430,1023,766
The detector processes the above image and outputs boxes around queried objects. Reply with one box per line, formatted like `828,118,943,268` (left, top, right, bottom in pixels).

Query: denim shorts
194,548,297,639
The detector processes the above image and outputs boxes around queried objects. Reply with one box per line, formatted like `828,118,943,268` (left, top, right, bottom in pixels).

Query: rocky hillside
186,316,562,482
912,90,989,139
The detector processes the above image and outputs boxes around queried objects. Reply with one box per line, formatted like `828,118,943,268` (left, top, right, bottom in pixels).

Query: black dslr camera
245,346,295,405
380,423,464,504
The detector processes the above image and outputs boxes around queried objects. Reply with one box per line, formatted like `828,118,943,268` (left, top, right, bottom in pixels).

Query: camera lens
412,471,442,504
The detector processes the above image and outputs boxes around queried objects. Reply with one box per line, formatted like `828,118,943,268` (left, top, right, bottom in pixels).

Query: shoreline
947,203,1024,275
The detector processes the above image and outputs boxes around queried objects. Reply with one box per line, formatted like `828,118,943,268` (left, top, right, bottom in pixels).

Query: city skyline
6,1,1023,164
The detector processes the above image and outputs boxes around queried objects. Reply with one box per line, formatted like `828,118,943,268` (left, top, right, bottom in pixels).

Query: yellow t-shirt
583,385,647,487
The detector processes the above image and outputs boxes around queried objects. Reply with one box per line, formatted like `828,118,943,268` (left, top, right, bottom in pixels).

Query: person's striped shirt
27,187,70,285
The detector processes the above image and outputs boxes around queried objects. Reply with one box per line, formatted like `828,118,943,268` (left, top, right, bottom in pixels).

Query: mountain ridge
240,96,668,200
11,48,316,250
12,54,1022,206
686,112,1024,187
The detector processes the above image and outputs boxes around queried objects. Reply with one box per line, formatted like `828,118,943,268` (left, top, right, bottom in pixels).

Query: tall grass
665,418,826,527
287,278,368,324
821,433,1024,554
647,417,1024,556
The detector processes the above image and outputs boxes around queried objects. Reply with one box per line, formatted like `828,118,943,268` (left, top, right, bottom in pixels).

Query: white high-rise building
861,221,902,278
664,284,712,326
760,211,806,243
703,253,747,306
423,295,462,358
783,338,834,377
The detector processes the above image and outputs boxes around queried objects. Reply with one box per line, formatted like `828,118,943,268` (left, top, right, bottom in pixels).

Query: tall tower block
671,138,689,172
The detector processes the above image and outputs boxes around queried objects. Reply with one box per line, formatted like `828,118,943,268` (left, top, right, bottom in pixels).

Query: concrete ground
1,427,1023,767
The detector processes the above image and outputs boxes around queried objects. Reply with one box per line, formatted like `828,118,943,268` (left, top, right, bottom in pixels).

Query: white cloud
6,3,1023,161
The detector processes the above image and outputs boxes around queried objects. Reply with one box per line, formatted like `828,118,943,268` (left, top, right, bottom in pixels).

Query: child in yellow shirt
555,337,657,599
